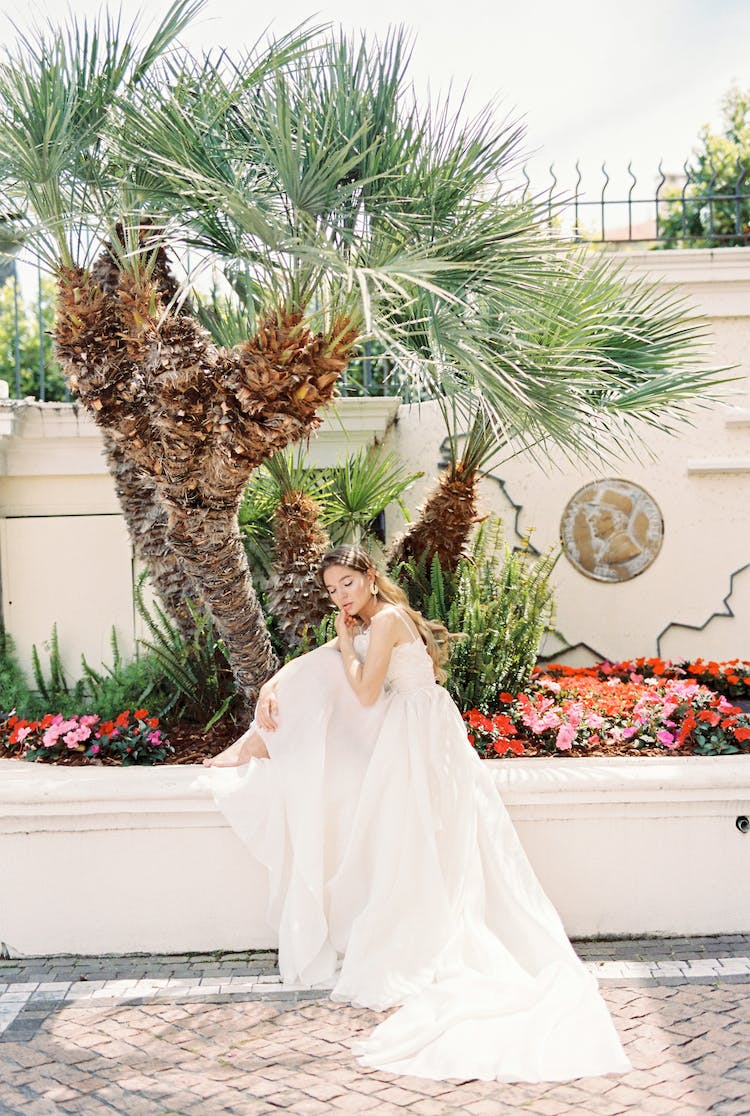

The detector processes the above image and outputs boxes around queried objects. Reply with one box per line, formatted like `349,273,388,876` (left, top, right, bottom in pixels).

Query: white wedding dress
208,610,630,1082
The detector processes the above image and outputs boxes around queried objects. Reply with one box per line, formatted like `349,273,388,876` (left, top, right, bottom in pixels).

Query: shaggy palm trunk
165,504,275,700
54,249,357,711
388,463,480,573
104,436,203,639
266,490,331,650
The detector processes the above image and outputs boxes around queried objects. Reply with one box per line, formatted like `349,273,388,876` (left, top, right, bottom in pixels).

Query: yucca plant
323,447,419,546
240,445,420,578
388,397,497,571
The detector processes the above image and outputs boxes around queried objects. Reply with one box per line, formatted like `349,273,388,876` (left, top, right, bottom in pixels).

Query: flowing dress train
207,614,630,1082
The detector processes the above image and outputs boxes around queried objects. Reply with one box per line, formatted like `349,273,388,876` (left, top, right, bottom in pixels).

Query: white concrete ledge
687,457,750,475
2,756,749,954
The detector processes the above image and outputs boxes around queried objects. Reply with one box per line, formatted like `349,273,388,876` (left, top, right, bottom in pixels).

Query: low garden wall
2,755,748,956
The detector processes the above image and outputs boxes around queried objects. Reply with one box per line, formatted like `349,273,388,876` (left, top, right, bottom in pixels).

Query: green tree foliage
659,84,750,248
0,275,67,399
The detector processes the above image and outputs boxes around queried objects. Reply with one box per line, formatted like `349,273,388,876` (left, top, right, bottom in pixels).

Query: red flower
115,711,130,728
134,708,149,720
499,692,515,704
492,713,518,737
494,737,525,756
733,726,750,742
698,710,721,726
147,717,159,729
463,709,493,733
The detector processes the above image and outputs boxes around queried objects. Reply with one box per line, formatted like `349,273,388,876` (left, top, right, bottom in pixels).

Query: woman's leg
202,726,269,767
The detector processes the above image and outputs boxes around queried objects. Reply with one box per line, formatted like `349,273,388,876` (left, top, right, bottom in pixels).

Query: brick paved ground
1,937,749,1116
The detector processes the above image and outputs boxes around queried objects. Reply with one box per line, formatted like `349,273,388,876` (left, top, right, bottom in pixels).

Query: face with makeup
322,563,377,620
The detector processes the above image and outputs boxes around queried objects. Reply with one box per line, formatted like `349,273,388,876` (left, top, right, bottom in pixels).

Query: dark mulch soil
160,718,243,764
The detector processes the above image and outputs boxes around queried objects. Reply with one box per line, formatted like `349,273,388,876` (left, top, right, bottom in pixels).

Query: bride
204,544,630,1082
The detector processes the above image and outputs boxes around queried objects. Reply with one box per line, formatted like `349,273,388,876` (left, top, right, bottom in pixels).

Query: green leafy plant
394,519,558,711
79,628,172,721
283,612,338,661
30,624,88,717
134,578,240,730
0,631,39,717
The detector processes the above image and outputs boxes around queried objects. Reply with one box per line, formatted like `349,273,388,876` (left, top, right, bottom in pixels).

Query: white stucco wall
2,756,749,951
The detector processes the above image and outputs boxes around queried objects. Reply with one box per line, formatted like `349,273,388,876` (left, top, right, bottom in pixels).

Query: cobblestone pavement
1,936,749,1116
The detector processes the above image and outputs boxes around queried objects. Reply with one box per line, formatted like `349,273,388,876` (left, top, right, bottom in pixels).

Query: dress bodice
353,622,436,696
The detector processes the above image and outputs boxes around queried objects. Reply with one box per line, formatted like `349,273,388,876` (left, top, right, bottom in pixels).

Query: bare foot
203,730,269,767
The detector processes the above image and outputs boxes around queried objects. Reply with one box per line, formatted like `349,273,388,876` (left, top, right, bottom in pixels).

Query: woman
205,545,630,1082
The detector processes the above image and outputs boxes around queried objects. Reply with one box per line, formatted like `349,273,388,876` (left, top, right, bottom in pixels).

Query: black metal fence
523,159,750,246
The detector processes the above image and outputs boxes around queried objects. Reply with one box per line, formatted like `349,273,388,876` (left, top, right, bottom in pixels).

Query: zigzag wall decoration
656,563,750,659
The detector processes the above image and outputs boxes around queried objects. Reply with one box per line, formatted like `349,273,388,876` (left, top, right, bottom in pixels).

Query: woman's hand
334,609,358,643
255,682,279,731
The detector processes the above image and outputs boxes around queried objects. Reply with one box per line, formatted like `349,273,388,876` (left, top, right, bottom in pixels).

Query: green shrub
0,631,40,717
394,519,557,712
80,629,172,721
134,579,240,730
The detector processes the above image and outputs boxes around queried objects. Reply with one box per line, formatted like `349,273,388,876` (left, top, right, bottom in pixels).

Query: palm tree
0,5,727,709
0,4,337,706
263,450,333,652
242,446,420,650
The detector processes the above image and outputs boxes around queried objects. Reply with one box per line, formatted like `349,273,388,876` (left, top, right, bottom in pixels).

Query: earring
371,581,378,597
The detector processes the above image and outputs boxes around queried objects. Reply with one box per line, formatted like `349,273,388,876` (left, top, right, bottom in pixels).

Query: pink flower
555,722,576,751
89,744,100,756
657,728,677,747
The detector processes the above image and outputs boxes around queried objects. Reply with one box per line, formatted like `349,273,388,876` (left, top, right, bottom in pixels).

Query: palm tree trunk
165,505,276,706
388,463,480,573
53,250,357,711
265,490,331,651
103,435,203,640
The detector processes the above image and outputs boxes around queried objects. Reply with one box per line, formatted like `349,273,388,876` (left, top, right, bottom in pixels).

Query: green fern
134,577,240,729
30,624,87,715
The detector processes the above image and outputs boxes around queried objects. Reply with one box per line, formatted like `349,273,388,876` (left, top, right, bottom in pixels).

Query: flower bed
2,708,173,764
4,658,750,767
465,658,750,759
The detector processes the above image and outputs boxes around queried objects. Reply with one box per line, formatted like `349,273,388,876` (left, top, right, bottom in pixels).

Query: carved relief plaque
560,479,663,582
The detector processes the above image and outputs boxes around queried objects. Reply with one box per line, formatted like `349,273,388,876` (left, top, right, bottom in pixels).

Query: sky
0,0,748,214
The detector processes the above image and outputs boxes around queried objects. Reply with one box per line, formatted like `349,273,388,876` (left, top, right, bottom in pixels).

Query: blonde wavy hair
319,544,453,684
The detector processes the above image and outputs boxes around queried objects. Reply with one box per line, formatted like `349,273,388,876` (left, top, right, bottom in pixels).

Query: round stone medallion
560,479,664,582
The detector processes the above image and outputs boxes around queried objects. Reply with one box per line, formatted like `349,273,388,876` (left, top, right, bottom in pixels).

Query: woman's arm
335,609,399,706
